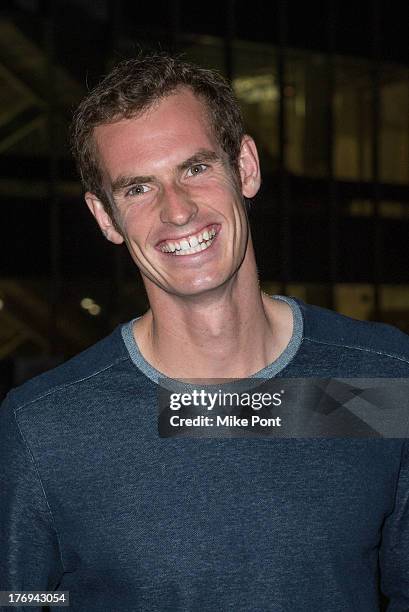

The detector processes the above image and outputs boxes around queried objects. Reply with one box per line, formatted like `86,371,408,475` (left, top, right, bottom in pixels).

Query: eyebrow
111,174,154,195
177,149,221,171
110,149,222,195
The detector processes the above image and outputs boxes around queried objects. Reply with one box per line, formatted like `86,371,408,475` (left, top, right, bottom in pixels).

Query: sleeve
379,441,409,610
0,394,64,609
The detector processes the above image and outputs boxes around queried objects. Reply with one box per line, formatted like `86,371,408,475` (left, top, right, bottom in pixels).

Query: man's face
87,89,260,299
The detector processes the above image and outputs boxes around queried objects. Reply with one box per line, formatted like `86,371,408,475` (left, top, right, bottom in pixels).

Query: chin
167,275,236,299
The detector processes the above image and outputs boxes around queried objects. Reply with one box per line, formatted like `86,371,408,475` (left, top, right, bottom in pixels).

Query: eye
126,184,150,197
186,163,208,177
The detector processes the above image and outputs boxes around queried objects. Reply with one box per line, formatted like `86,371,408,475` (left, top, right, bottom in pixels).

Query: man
1,54,409,611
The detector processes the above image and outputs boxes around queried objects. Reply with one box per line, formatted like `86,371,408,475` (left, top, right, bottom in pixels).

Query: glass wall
182,35,409,296
380,65,409,184
284,51,307,176
334,58,373,181
232,40,278,173
185,37,409,189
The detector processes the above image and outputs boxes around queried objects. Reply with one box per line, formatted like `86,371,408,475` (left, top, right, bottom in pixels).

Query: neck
134,252,293,379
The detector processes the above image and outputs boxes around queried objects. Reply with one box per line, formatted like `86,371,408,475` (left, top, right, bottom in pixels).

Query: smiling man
1,54,409,612
83,85,292,380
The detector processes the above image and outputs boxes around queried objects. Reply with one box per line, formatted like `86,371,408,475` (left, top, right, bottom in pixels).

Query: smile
159,225,218,256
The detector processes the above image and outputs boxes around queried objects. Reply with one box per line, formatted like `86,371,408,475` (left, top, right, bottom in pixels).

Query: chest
49,437,398,579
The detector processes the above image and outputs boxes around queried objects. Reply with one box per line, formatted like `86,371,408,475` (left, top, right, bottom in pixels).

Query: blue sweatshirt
1,297,409,611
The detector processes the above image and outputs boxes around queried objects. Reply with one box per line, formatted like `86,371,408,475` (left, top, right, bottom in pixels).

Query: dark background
0,3,407,607
0,0,408,404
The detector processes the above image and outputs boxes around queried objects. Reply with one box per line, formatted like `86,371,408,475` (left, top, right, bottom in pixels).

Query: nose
159,183,198,226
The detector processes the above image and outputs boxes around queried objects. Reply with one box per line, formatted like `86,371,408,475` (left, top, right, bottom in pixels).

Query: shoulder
5,324,132,412
295,299,409,366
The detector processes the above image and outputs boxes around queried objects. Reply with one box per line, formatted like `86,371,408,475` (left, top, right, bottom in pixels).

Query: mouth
157,224,219,256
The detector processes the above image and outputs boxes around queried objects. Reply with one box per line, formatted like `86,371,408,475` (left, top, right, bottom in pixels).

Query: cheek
119,208,153,244
195,180,243,213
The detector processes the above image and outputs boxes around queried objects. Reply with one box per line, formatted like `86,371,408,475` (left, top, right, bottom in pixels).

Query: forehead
93,89,219,181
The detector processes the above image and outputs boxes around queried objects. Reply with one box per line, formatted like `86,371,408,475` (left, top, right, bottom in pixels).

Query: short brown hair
70,53,245,219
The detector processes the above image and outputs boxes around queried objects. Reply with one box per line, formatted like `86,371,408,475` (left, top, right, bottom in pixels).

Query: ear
238,135,261,198
85,193,124,245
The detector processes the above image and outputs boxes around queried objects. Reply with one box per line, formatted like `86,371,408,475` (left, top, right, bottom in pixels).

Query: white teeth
161,226,217,255
174,240,213,256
